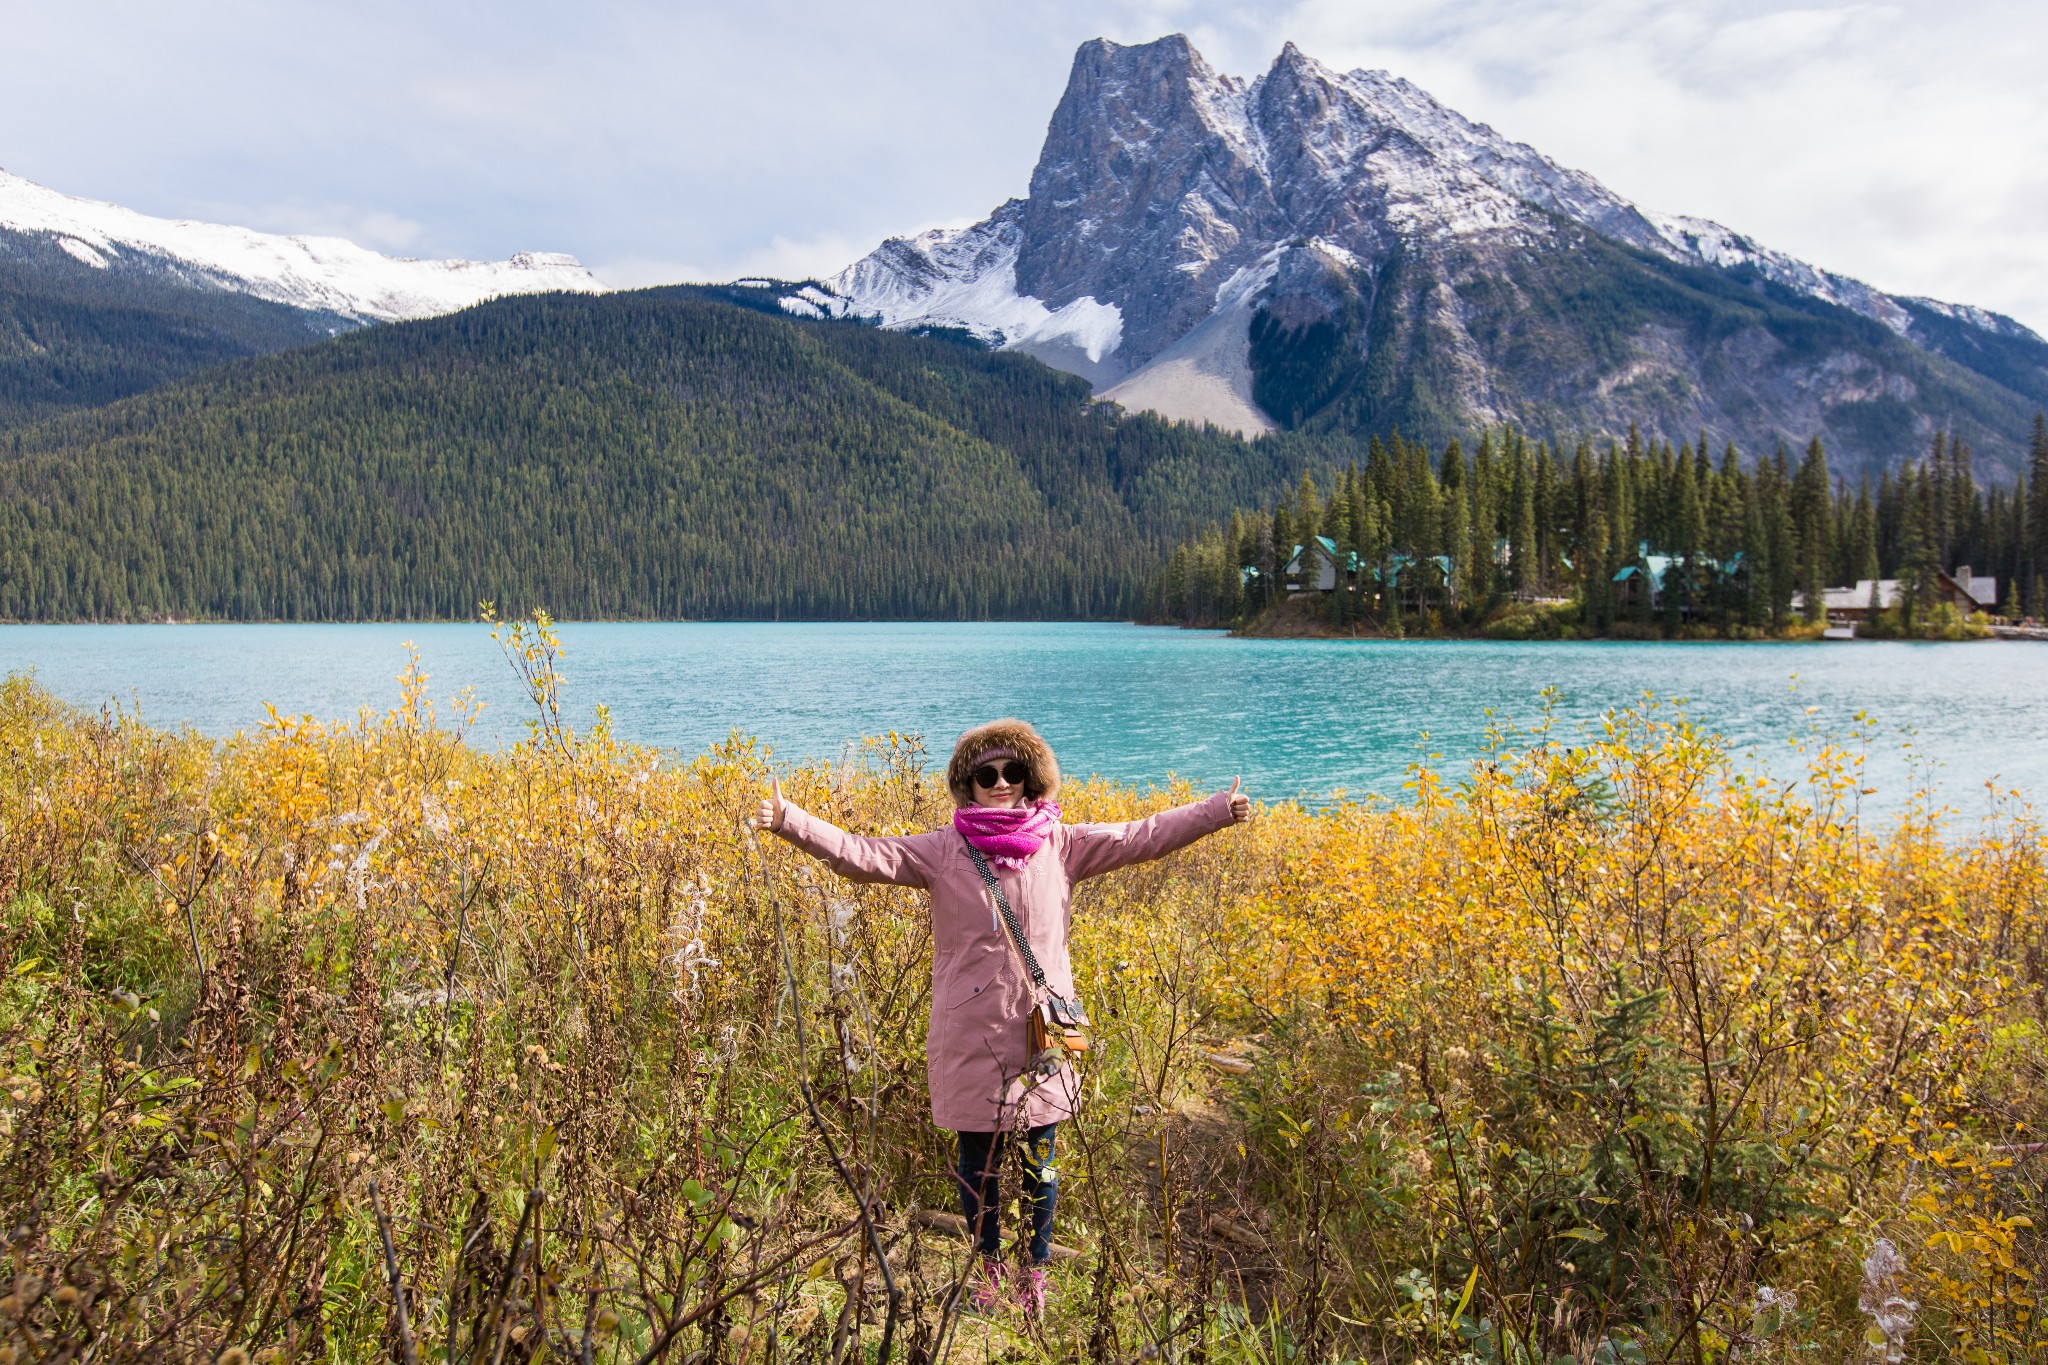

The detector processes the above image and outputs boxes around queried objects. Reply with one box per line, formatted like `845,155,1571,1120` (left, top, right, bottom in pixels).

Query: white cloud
1269,0,2048,329
0,0,2041,331
698,234,885,286
1703,6,1856,66
203,200,429,253
598,217,982,290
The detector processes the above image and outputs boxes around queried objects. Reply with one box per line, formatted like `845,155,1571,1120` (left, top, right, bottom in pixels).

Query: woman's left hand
1227,775,1251,824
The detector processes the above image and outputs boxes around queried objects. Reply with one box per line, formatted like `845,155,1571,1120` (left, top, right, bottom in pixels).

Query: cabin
1283,537,1342,593
1282,540,1457,610
1610,554,1679,613
1611,548,1748,617
1809,567,1997,626
1815,580,1898,625
1945,567,1999,614
1384,553,1455,610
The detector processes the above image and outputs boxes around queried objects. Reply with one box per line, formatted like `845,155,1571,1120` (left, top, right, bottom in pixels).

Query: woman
757,719,1250,1316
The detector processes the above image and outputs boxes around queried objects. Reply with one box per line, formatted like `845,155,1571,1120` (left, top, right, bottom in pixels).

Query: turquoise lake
3,623,2044,814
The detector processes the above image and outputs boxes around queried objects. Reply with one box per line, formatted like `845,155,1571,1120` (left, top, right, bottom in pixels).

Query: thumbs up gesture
1227,775,1251,824
757,779,786,832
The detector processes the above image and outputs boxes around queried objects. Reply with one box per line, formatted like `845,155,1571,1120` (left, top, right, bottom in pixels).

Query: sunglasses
972,761,1029,789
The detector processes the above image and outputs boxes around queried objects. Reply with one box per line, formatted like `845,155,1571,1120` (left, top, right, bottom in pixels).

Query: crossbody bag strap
962,839,1046,991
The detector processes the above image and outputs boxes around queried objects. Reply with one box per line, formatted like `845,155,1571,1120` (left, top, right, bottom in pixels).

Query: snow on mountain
1902,296,2042,340
1640,211,1913,333
804,35,2041,440
1293,64,1981,342
1318,66,1658,249
814,218,1124,385
0,168,606,323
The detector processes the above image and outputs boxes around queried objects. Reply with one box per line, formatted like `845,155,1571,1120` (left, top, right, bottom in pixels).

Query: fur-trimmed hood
946,719,1061,809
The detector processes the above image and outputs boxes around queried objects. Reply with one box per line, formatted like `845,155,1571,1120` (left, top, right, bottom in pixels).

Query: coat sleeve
1062,792,1236,883
772,804,931,888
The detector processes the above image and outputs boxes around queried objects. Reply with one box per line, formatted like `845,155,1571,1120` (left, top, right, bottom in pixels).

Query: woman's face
969,757,1026,809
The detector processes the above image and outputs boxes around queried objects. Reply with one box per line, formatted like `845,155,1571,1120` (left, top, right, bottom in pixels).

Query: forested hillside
0,287,1329,621
0,227,343,425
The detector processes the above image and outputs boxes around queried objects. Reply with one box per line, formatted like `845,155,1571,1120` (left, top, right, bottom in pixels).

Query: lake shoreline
5,621,2045,815
1138,592,2020,644
10,611,2036,643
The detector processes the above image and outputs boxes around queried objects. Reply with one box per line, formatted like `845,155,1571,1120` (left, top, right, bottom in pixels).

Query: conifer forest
0,291,1324,622
1147,417,2048,639
3,281,2047,635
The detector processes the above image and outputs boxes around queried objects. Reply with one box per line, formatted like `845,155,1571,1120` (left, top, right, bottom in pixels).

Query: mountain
0,169,605,323
0,168,606,423
807,36,2048,476
0,227,347,425
0,286,1321,622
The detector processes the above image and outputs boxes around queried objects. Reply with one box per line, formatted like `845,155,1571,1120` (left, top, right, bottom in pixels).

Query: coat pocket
942,963,1004,1013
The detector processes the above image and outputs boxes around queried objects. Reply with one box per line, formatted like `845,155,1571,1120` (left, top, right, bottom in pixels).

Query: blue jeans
955,1124,1058,1264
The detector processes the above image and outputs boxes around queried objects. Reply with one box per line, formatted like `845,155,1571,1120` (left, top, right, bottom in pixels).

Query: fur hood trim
946,719,1061,809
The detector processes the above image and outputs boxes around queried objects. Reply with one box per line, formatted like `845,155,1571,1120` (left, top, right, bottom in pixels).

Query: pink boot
964,1257,1008,1315
1018,1264,1051,1317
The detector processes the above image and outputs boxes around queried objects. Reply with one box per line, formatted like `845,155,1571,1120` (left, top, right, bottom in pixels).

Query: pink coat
773,793,1236,1131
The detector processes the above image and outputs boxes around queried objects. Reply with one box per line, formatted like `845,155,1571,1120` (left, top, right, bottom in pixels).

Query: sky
4,0,2044,331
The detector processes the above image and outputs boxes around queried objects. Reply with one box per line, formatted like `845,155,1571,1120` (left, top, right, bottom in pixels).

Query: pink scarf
953,800,1062,870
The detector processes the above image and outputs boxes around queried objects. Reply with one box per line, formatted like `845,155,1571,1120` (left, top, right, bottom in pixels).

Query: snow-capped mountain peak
804,35,2041,447
0,168,606,324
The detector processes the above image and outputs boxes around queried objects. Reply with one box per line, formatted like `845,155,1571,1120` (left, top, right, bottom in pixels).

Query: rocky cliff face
808,36,2048,475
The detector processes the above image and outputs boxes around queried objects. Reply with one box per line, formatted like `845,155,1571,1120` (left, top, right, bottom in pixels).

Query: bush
1,639,2041,1364
1480,600,1581,641
1858,601,1993,641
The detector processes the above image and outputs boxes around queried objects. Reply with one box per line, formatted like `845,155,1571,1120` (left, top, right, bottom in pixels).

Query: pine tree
1582,501,1613,630
1471,431,1500,605
1901,474,1941,632
1666,451,1705,631
1442,457,1472,616
1928,431,1952,567
1849,480,1880,585
1237,512,1266,616
1221,514,1246,623
1792,437,1832,623
1372,496,1394,621
1270,497,1295,594
1345,466,1371,622
1509,435,1537,596
1260,511,1281,614
1740,487,1771,631
1602,446,1634,628
1762,451,1799,629
1295,473,1322,553
2028,413,2048,613
1950,437,1980,567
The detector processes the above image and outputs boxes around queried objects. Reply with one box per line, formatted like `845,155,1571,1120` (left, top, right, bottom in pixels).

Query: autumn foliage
0,620,2041,1363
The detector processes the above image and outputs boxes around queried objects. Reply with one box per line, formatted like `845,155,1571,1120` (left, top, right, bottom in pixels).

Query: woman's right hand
1227,775,1251,824
756,779,786,832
